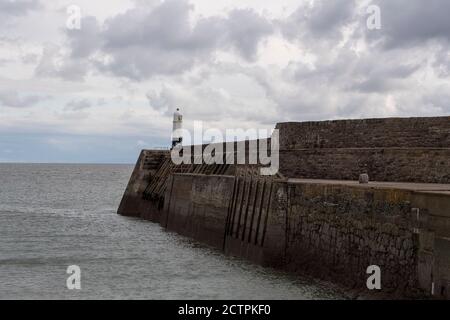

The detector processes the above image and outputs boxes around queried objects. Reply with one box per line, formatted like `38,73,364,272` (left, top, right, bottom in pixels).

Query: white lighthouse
171,108,183,148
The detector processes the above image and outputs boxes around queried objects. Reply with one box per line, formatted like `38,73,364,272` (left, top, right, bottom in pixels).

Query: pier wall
117,149,169,220
118,116,450,298
160,173,449,298
284,183,423,295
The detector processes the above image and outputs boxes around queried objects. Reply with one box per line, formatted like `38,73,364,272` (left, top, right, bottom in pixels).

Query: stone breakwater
118,116,450,299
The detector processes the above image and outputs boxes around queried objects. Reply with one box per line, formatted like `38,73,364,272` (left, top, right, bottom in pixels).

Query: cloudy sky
0,0,449,163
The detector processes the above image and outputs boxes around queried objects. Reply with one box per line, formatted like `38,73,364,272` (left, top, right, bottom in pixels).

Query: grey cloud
350,78,393,93
347,59,420,93
95,46,202,80
103,0,199,51
432,46,450,78
35,44,89,81
0,57,14,66
21,53,39,64
0,0,41,17
65,0,273,80
185,0,448,123
146,87,176,115
287,48,420,94
307,0,356,36
67,16,102,58
422,92,450,113
0,90,48,108
14,0,450,131
223,9,274,61
280,0,357,43
65,99,92,111
366,0,450,49
221,45,428,122
97,98,107,106
145,78,276,124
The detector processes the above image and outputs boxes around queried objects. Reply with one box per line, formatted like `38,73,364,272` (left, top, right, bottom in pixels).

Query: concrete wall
224,177,286,267
161,174,235,248
161,174,287,266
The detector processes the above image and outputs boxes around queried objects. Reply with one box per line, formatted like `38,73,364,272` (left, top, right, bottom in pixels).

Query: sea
0,164,350,299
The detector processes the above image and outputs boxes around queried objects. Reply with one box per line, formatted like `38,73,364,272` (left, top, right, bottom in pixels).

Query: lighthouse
171,108,183,148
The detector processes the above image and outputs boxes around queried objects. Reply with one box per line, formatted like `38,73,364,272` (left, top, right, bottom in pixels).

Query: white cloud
0,0,449,162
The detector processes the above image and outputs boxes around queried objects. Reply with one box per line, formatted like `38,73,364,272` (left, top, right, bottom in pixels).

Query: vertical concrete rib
247,180,260,243
163,175,176,228
241,178,254,241
261,182,274,247
229,178,242,237
223,177,238,250
235,178,248,238
254,180,266,246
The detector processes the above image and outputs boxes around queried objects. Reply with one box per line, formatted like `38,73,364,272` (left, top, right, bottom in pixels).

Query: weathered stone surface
284,182,420,295
279,148,450,183
276,116,450,149
359,173,369,184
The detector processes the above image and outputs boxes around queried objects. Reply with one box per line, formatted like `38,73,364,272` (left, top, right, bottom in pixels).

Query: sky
0,0,449,163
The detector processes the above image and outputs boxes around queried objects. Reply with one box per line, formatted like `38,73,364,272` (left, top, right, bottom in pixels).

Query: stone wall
284,183,422,295
279,148,450,183
276,116,450,183
276,116,450,149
